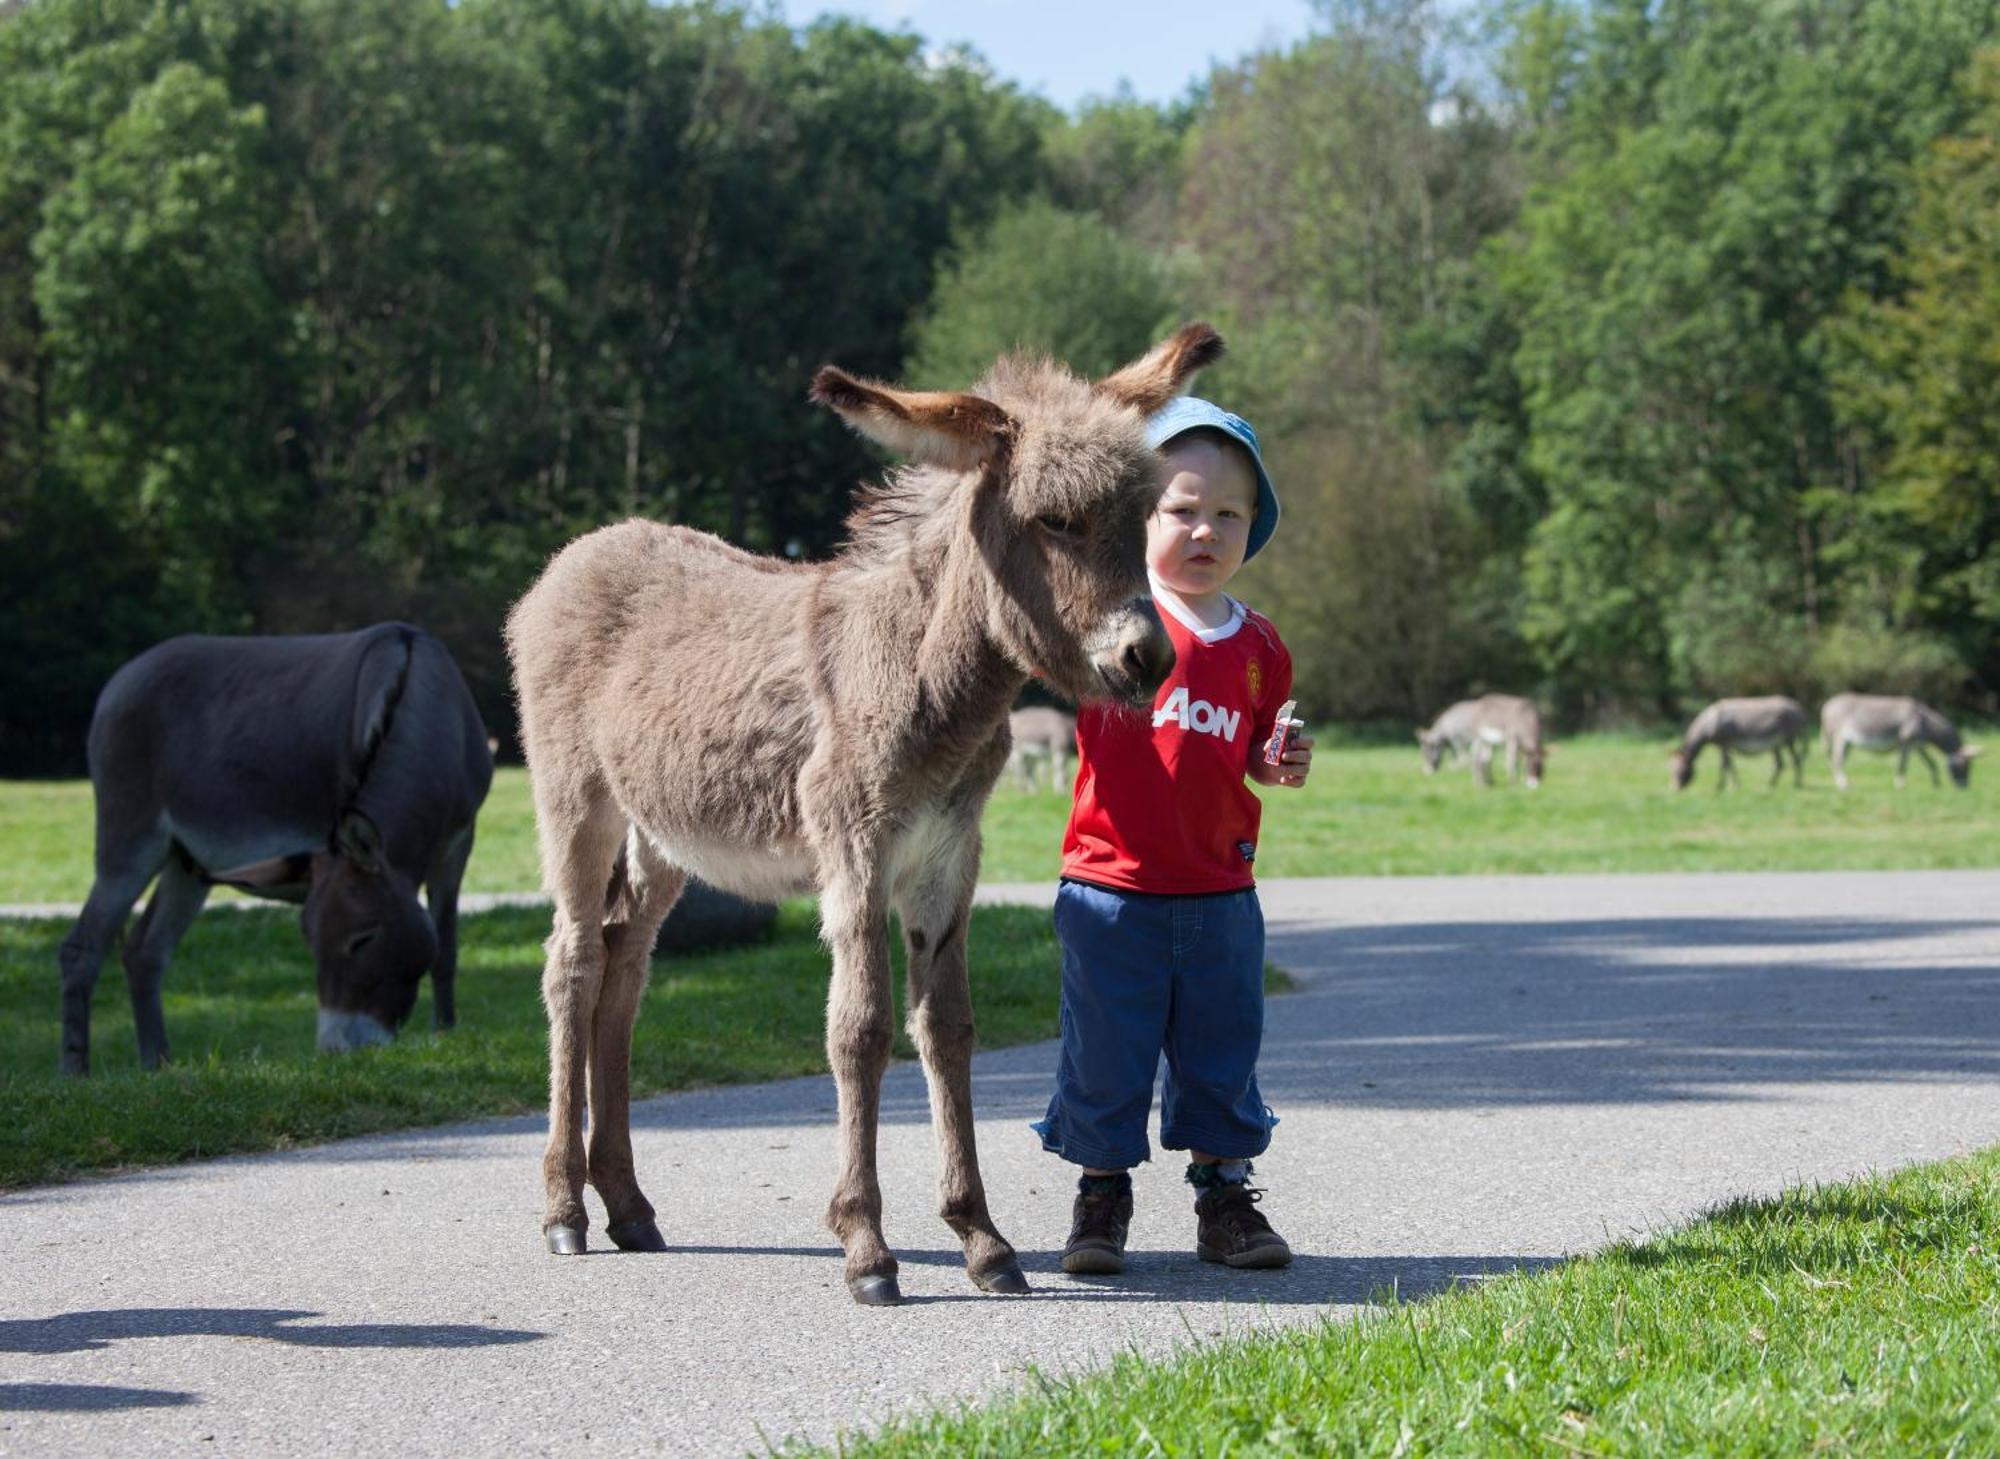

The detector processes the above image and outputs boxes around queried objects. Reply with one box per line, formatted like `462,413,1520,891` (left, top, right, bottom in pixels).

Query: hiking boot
1061,1174,1133,1275
1194,1180,1293,1269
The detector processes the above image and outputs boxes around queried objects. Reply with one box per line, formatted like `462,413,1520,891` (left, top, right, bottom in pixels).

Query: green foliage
1038,90,1191,239
1502,0,2000,713
1834,47,2000,689
909,196,1177,387
7,0,2000,767
0,0,1048,769
1171,8,1529,720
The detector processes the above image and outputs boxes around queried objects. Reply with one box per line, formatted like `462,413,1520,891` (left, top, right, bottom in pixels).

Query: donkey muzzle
317,1008,396,1053
1088,598,1174,707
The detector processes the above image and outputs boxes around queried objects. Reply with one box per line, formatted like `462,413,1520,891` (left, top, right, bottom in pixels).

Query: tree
909,197,1177,387
1499,0,1999,714
1173,7,1529,718
1835,47,2000,695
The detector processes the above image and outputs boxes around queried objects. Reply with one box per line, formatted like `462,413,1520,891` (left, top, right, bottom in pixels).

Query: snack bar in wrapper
1262,699,1300,767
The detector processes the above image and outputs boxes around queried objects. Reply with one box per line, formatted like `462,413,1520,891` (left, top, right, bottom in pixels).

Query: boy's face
1147,435,1257,601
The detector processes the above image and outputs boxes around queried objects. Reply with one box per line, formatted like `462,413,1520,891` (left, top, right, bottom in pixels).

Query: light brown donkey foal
506,325,1223,1304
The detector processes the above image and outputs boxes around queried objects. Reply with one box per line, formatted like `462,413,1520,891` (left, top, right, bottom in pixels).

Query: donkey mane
840,464,968,565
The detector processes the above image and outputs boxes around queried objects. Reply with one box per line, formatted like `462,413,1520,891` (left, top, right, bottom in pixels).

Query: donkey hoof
545,1224,587,1255
971,1259,1030,1296
606,1219,667,1252
848,1273,903,1307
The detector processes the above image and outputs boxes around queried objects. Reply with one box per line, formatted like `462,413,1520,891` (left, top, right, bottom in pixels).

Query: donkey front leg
535,800,629,1255
819,869,902,1305
898,884,1026,1296
1916,743,1941,788
586,836,686,1253
540,908,606,1253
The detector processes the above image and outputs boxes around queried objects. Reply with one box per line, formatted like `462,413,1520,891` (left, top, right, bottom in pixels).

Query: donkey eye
1036,514,1083,539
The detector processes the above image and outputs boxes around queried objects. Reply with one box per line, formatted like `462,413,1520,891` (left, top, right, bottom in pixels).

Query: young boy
1032,396,1312,1274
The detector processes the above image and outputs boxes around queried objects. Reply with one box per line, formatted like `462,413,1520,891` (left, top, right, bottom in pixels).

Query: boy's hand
1251,732,1313,788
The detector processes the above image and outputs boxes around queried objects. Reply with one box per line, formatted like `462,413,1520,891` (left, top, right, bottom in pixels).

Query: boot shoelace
1209,1183,1274,1236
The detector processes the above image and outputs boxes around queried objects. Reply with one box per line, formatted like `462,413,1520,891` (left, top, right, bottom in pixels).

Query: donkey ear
810,367,1015,471
1094,322,1226,414
336,810,387,875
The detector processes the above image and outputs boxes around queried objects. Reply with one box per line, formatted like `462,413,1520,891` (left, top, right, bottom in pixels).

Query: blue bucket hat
1145,396,1282,561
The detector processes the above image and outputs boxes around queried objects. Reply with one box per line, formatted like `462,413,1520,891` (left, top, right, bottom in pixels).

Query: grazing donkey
1004,705,1077,792
1418,694,1547,788
506,325,1216,1305
59,625,492,1074
1821,693,1982,790
1670,696,1808,791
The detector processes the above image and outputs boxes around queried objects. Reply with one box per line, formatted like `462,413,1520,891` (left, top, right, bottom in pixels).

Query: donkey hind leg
122,851,211,1071
817,865,902,1305
896,871,1026,1297
58,824,171,1076
586,831,687,1253
535,789,628,1255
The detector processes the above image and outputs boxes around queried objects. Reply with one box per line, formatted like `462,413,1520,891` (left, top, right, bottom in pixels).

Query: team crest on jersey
1246,659,1263,702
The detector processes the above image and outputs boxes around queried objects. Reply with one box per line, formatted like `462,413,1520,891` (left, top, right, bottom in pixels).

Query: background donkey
1418,694,1547,788
1670,696,1808,791
506,325,1217,1305
1004,705,1077,792
1821,693,1982,789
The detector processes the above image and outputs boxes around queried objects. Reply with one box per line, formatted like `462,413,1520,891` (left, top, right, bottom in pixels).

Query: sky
775,0,1324,112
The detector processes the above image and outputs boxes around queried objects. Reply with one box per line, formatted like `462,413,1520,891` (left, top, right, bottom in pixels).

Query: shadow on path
1249,914,2000,1110
621,1244,1564,1308
0,1381,197,1412
91,911,1999,1170
0,1307,546,1356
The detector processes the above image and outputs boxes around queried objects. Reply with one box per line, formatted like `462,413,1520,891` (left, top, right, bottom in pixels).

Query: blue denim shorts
1032,879,1276,1169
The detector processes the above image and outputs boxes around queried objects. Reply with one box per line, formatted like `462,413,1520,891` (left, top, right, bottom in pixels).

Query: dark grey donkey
1670,696,1808,791
59,623,493,1075
1821,693,1982,790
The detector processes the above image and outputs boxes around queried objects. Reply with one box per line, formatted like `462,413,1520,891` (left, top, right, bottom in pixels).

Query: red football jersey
1061,594,1293,894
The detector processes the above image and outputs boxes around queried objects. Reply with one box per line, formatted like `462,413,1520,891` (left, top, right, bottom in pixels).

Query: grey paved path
4,871,1998,1456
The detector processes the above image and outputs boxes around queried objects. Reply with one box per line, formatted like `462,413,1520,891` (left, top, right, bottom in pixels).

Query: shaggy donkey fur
506,325,1222,1304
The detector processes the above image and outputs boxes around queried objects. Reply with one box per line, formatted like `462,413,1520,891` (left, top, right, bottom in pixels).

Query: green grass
0,902,1051,1190
7,734,1998,905
982,733,2000,881
795,1148,2000,1457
